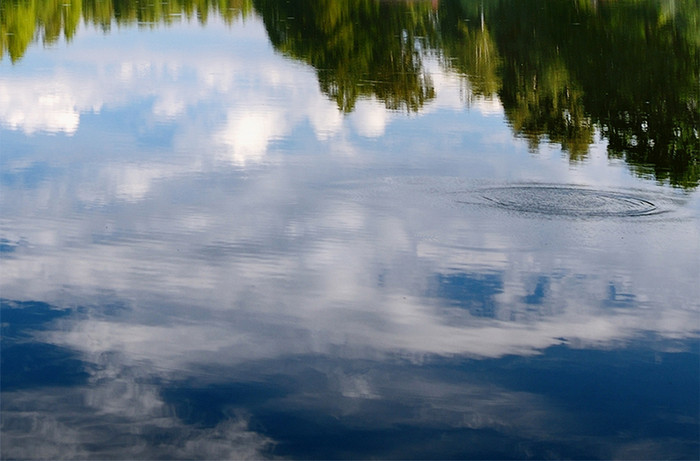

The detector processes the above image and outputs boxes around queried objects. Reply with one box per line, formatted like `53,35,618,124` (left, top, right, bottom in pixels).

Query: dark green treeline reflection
0,0,253,62
2,0,698,187
255,0,438,112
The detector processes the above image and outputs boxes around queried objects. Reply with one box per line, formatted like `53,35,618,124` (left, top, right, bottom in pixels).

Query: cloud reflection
4,176,697,366
0,78,82,134
2,12,699,460
1,13,698,368
1,386,274,459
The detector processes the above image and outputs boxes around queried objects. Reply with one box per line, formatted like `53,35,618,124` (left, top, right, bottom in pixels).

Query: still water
1,0,699,459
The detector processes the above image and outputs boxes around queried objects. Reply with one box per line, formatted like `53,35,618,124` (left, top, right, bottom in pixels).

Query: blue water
1,1,699,459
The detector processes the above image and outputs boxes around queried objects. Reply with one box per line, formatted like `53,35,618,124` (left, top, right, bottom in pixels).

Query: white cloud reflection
1,14,697,368
1,13,699,460
0,79,82,134
3,175,698,368
1,386,274,460
216,109,290,165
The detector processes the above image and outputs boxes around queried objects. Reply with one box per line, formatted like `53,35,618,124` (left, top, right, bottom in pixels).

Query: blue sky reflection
1,9,699,460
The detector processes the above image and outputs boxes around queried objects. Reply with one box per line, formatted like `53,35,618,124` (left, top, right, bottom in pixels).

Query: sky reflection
1,5,699,460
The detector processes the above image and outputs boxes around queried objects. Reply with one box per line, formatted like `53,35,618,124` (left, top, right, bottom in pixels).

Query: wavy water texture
480,185,660,217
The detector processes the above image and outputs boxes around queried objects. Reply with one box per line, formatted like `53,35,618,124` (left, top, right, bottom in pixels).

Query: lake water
1,0,699,459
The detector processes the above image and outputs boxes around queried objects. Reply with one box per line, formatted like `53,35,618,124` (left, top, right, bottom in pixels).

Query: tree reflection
0,0,253,63
436,0,698,181
435,1,501,99
254,0,437,112
1,0,697,187
1,0,81,62
474,0,698,185
569,0,699,187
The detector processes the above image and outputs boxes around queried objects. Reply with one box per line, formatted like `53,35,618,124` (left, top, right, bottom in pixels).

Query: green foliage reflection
254,0,438,112
1,0,82,62
1,0,697,187
475,0,698,186
0,0,253,62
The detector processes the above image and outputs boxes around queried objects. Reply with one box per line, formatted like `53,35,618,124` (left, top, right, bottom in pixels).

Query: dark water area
1,0,699,459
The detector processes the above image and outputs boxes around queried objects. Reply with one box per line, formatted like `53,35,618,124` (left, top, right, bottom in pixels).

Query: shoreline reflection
2,0,697,186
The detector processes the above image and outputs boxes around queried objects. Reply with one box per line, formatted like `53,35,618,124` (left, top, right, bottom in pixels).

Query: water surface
1,0,699,459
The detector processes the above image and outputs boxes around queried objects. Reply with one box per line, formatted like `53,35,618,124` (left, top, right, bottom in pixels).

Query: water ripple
477,185,660,217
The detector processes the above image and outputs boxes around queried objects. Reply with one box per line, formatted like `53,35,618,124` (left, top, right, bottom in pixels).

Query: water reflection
0,0,254,63
1,0,699,459
256,0,439,113
2,164,698,457
2,0,698,186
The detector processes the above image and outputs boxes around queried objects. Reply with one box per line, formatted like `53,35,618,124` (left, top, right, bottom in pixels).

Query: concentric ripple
480,185,659,217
